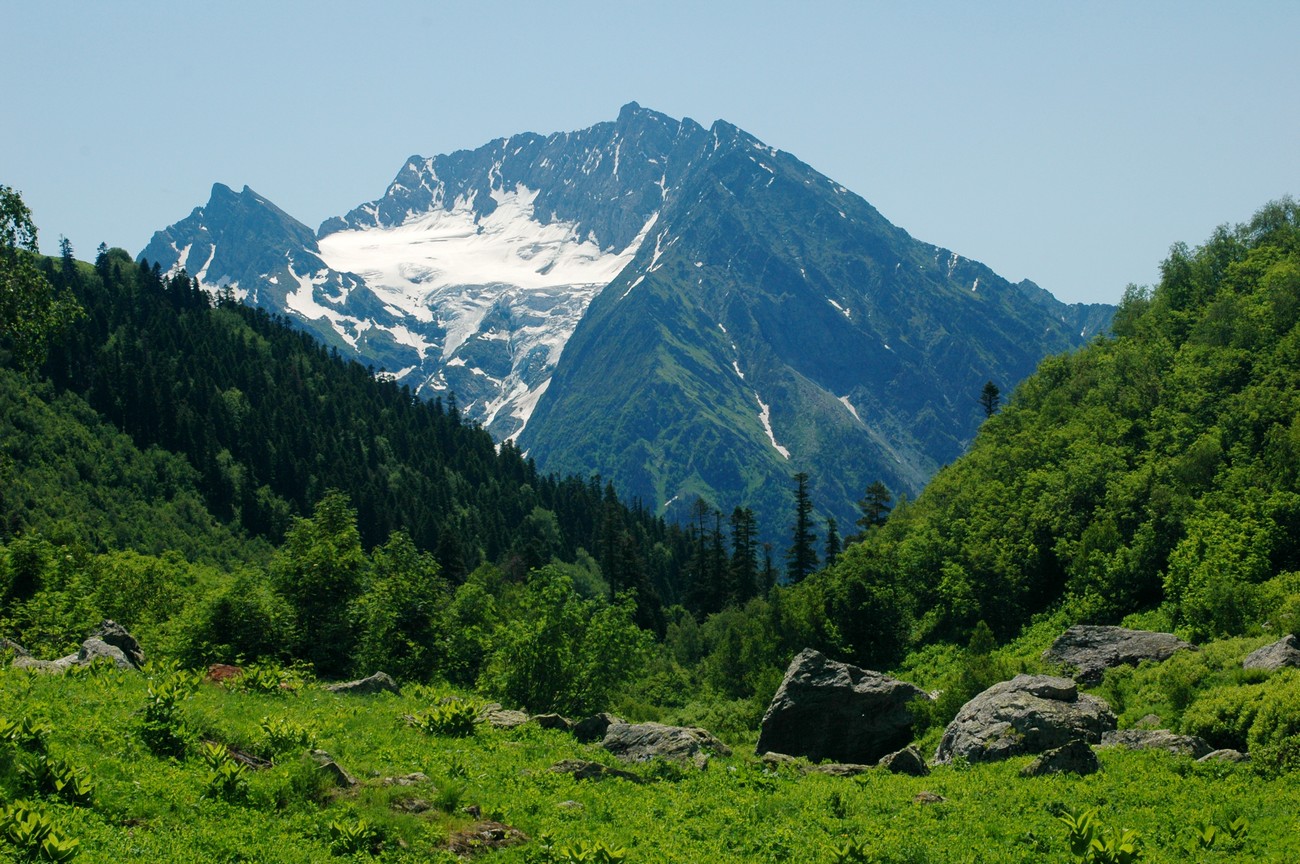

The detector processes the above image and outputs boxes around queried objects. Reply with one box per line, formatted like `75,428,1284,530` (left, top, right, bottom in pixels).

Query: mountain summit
142,104,1112,538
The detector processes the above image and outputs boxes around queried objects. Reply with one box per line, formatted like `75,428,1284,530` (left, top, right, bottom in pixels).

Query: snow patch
732,360,745,380
827,298,851,320
839,395,862,423
754,392,790,459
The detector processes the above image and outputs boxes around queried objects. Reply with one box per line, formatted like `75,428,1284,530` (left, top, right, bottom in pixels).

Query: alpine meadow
5,155,1300,864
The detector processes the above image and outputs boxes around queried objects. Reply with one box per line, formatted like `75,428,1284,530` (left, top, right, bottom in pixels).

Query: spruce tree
785,472,819,583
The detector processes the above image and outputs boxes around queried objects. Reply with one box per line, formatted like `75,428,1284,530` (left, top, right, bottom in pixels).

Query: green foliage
257,715,316,757
351,530,447,682
1058,807,1144,863
407,698,479,738
139,665,198,759
272,490,366,679
0,801,79,862
0,186,83,371
1245,671,1300,774
481,566,652,716
198,741,248,801
327,816,381,856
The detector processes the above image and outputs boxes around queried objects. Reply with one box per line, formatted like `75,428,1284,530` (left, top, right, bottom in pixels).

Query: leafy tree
786,472,819,583
271,490,367,678
481,566,650,715
352,531,448,681
0,185,82,370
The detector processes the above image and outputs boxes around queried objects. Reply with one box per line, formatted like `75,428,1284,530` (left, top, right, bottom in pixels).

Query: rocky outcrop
77,638,133,670
1242,634,1300,671
325,672,400,696
1100,729,1213,759
756,649,931,765
8,622,146,673
1042,625,1194,685
91,620,145,668
878,746,930,777
532,713,573,732
1020,740,1099,777
934,674,1116,764
601,722,731,768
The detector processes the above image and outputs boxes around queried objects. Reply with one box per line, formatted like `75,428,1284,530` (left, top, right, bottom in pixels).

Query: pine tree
824,516,841,566
855,481,892,535
785,472,819,583
979,380,1001,418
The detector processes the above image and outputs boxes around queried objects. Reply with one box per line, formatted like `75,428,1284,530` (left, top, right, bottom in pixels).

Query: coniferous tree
786,472,819,583
854,481,892,536
825,516,841,566
979,380,1001,418
728,506,758,604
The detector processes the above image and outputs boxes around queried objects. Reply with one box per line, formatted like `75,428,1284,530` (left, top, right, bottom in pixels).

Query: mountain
141,103,1112,539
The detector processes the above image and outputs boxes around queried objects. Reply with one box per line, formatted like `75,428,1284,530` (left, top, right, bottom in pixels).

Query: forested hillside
812,197,1300,664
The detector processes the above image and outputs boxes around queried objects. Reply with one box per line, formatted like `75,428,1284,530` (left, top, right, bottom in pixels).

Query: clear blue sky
4,1,1297,305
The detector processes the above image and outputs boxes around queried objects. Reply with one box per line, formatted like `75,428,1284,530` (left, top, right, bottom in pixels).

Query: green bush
1181,684,1265,751
408,698,479,738
1246,671,1300,774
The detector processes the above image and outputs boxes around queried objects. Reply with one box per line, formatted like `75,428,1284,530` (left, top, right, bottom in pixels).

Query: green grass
1,662,1299,863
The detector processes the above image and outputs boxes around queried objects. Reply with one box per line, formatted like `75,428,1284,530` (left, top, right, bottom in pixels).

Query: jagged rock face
1100,729,1213,759
934,674,1116,765
142,104,1113,540
756,648,930,765
1042,625,1195,685
1242,634,1300,671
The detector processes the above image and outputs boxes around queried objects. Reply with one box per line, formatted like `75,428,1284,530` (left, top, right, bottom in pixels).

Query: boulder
1100,729,1213,759
878,746,930,777
1020,739,1099,777
309,750,357,787
549,759,644,783
1198,749,1249,763
1042,625,1194,685
443,822,527,857
91,620,145,668
77,638,133,670
934,674,1116,765
325,671,400,696
1242,634,1300,671
756,649,931,765
601,722,731,767
533,713,573,732
572,712,623,743
482,707,530,729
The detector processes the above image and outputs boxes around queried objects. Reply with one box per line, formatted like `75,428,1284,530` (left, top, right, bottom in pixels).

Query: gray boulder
325,671,400,696
1020,739,1099,777
1242,634,1300,671
1100,729,1213,759
806,762,872,777
601,722,731,767
756,649,931,765
309,750,357,787
91,620,145,668
1198,748,1249,763
1042,625,1194,685
481,707,530,729
572,712,623,743
77,638,133,670
877,746,930,777
934,674,1116,764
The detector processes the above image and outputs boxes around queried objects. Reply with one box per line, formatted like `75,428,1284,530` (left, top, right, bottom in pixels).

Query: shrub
1246,672,1300,774
407,698,479,738
0,800,79,862
1180,684,1265,750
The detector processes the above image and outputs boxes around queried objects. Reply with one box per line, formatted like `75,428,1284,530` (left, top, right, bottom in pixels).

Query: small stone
913,791,946,804
1198,749,1250,764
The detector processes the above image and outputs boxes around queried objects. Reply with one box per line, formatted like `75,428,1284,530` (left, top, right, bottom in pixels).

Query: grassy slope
1,661,1297,864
